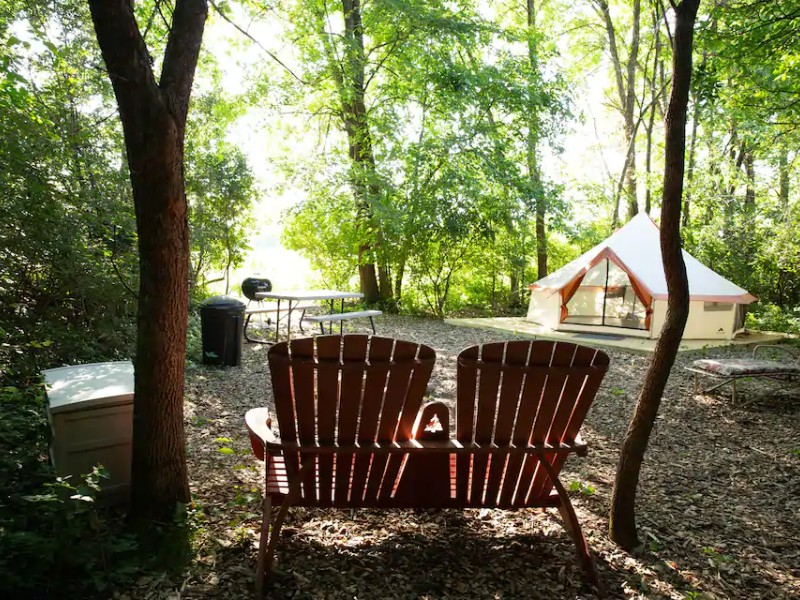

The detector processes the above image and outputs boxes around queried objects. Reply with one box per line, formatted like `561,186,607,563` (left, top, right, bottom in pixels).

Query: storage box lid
44,361,134,414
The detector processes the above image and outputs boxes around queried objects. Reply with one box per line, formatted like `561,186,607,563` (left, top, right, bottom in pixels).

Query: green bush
745,303,800,334
0,384,142,598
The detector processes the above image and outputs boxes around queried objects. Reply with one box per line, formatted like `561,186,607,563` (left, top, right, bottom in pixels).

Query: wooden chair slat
334,335,369,504
351,337,394,500
485,341,529,505
469,342,504,504
289,337,317,501
314,335,342,506
455,345,479,504
545,347,610,492
268,342,300,480
374,341,417,501
395,347,433,442
501,341,553,507
524,343,581,505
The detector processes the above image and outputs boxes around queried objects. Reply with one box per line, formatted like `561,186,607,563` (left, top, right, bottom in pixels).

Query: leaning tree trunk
88,0,207,522
608,0,698,550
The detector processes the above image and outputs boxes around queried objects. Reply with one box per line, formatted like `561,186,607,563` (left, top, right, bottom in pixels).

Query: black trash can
200,296,246,366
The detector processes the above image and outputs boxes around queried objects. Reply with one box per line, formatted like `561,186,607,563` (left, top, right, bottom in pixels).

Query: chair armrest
245,407,279,460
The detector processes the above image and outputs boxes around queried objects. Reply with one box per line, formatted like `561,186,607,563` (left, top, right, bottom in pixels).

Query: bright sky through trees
203,3,627,291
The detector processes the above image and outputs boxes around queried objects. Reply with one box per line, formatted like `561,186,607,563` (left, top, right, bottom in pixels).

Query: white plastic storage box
43,361,134,504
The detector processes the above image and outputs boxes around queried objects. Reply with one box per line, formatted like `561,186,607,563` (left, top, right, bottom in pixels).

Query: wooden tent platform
445,317,788,354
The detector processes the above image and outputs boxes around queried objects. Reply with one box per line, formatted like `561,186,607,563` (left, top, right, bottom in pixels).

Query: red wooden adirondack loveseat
245,334,609,597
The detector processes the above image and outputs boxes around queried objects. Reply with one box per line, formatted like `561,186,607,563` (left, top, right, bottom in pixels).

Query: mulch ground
137,316,799,599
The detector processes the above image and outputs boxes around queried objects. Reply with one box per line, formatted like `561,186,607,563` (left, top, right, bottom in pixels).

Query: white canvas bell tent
527,214,756,340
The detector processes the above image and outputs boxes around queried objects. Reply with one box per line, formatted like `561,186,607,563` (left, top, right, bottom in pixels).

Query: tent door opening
562,258,648,330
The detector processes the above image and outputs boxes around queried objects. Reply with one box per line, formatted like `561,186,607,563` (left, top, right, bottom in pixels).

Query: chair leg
255,494,272,600
255,457,314,598
538,457,604,595
369,316,376,334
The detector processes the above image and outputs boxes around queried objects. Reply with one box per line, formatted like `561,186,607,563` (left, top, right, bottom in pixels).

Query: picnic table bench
302,309,382,334
247,290,374,344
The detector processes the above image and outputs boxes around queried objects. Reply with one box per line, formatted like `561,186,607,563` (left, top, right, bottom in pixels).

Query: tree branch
87,0,162,133
208,0,309,85
160,0,208,127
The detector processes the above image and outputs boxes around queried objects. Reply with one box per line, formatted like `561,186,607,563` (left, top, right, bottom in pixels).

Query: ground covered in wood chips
140,316,799,599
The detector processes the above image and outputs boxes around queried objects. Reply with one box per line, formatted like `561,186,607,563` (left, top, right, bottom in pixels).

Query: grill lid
241,277,272,300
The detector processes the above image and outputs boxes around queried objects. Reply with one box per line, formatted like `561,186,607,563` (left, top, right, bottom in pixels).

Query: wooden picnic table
250,289,363,344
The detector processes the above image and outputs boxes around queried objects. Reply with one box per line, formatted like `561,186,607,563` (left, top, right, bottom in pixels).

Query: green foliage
0,3,139,378
0,384,137,597
271,0,573,314
567,480,597,496
186,87,256,296
745,304,800,334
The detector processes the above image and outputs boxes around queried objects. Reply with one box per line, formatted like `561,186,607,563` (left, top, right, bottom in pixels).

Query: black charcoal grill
241,277,272,301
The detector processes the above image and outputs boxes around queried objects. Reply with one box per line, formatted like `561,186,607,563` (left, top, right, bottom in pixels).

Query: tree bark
608,0,697,551
683,97,700,226
683,51,705,227
778,146,789,208
88,0,207,522
337,0,386,304
744,149,755,213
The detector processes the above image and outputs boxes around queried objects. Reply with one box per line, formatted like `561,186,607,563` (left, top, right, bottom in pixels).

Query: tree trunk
744,149,755,213
334,0,388,304
394,256,406,305
624,0,641,221
683,52,705,227
778,147,789,207
644,9,662,215
608,0,698,551
595,0,641,222
527,0,547,278
683,97,700,226
88,0,207,522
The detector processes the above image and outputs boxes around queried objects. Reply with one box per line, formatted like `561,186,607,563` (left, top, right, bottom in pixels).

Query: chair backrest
455,340,609,508
267,334,436,506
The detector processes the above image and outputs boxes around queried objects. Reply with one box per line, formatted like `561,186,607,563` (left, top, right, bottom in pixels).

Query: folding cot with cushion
245,334,610,598
687,344,800,402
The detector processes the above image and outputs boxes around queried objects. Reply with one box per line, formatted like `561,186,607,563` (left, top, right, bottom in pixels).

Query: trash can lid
43,361,134,414
200,296,246,312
